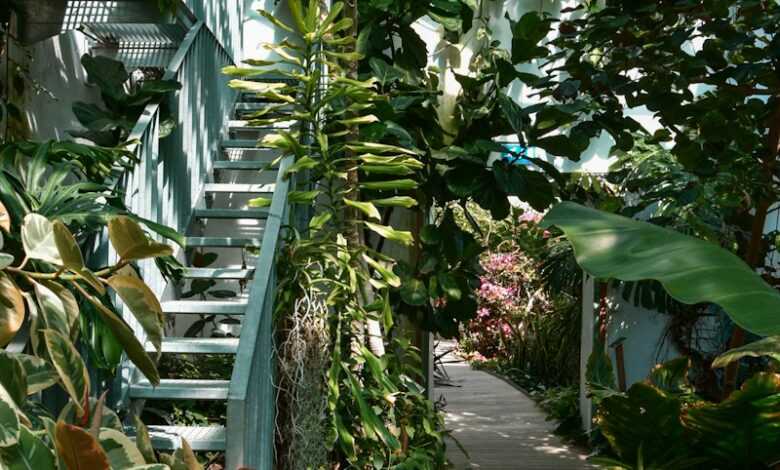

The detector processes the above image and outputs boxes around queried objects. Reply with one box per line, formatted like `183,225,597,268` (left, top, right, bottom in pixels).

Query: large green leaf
0,383,20,448
108,216,173,261
99,428,147,468
0,273,25,348
13,353,57,395
541,202,780,336
22,213,62,265
82,293,160,385
0,352,26,406
712,336,780,368
107,275,164,353
3,425,56,469
42,329,90,418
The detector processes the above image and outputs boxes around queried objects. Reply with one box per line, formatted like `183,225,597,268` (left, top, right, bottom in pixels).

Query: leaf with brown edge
133,415,157,464
108,216,173,262
33,281,71,338
55,421,111,470
80,291,160,385
42,281,79,338
107,275,164,353
0,199,10,232
171,439,202,470
0,272,24,347
42,329,89,418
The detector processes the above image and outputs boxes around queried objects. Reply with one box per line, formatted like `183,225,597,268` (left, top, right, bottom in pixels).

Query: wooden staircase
125,80,292,454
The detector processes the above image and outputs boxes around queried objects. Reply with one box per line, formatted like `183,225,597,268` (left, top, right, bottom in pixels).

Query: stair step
184,237,262,248
192,208,269,219
147,337,239,354
228,119,294,130
130,379,229,400
235,102,293,112
146,425,226,451
162,300,248,315
221,139,264,149
213,160,275,170
204,183,274,194
181,267,254,280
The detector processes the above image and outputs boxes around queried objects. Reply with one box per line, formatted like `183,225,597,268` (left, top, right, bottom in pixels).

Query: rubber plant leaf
541,202,780,336
55,421,111,470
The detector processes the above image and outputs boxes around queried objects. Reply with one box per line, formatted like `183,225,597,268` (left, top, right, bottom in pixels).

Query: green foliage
592,359,780,469
71,55,181,146
244,1,446,466
542,202,780,337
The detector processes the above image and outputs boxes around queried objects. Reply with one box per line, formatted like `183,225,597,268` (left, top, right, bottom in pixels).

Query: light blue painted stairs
126,79,290,453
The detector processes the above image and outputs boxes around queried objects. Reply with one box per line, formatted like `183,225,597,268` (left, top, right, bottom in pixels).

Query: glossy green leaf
400,278,427,306
107,275,164,353
364,222,413,246
3,425,56,468
542,202,780,336
0,273,24,348
83,294,160,386
52,220,84,271
344,199,380,221
359,179,418,191
22,214,62,265
0,383,20,448
371,196,418,208
13,353,57,395
0,352,26,406
42,329,89,418
108,216,173,261
712,336,780,368
99,428,147,468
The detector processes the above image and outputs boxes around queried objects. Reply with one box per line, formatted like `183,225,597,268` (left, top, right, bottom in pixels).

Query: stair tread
221,139,266,148
181,267,254,279
146,425,226,451
213,160,276,170
204,183,274,193
184,237,262,248
147,337,240,354
193,208,269,219
228,119,294,129
162,300,248,315
130,379,229,400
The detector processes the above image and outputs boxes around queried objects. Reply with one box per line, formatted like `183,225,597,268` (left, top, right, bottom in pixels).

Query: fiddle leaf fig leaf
400,278,427,306
542,202,780,336
107,275,164,353
22,214,62,265
42,329,90,418
108,216,173,262
55,421,111,470
0,273,24,348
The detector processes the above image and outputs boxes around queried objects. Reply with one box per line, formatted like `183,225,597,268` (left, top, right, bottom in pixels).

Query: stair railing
226,153,293,469
112,7,238,407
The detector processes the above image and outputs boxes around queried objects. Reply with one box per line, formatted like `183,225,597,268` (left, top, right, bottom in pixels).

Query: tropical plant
228,1,445,466
70,54,181,147
590,358,780,470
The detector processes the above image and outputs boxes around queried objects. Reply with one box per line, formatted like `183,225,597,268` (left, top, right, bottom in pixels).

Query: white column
580,274,595,432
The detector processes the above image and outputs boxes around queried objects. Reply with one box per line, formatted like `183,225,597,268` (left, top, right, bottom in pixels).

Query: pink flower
518,211,542,224
477,307,491,319
501,322,512,335
542,230,551,239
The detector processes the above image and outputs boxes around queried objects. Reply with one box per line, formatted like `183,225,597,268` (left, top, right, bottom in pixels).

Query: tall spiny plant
226,0,445,467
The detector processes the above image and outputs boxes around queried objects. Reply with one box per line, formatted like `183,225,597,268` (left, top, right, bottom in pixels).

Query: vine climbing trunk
342,0,385,358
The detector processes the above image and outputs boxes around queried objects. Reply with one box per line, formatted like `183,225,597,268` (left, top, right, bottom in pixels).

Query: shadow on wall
243,0,298,64
185,0,244,60
24,31,102,141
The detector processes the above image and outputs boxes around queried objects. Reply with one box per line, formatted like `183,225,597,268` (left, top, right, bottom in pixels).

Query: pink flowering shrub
460,210,554,361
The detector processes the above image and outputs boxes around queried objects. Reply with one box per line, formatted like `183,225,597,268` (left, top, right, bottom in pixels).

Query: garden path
436,344,592,469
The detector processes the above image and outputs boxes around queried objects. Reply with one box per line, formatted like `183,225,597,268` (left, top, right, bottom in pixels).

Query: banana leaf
541,202,780,336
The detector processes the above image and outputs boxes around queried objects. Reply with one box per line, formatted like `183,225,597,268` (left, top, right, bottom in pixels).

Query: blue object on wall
501,143,531,165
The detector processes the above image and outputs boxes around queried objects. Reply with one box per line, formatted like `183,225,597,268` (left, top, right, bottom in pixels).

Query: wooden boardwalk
436,350,591,469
